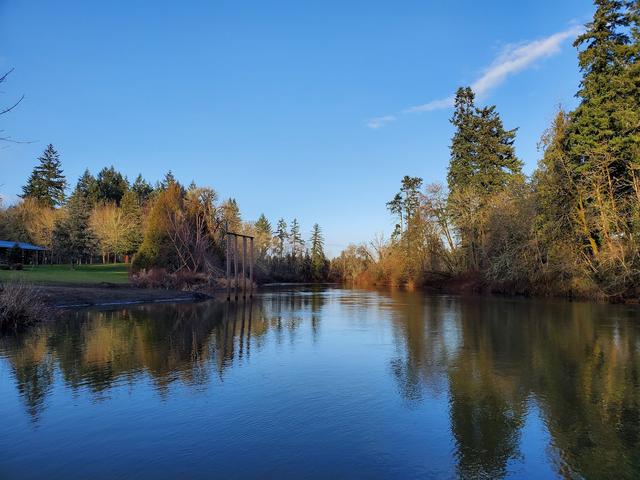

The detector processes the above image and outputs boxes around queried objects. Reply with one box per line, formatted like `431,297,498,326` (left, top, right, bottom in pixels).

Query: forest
0,149,330,285
2,1,639,300
331,1,640,300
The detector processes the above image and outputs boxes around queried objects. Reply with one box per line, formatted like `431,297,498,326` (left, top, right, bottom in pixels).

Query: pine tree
21,144,66,207
131,174,154,203
254,214,272,258
566,0,638,232
158,170,179,191
309,223,327,280
555,0,640,293
121,189,143,257
95,166,129,205
75,169,98,204
448,88,523,197
53,187,97,265
275,218,288,258
447,87,523,270
447,87,478,193
290,218,304,258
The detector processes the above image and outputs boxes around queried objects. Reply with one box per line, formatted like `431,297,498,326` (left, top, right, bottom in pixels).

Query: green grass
0,263,130,285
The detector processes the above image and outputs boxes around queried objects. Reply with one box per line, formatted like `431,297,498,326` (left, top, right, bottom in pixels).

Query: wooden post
234,235,239,300
249,237,254,297
242,237,247,298
226,228,231,301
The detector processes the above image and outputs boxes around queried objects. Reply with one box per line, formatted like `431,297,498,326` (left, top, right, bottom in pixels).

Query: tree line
1,145,329,283
331,1,640,300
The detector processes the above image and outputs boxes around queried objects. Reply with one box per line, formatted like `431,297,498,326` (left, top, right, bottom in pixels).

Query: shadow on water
1,288,639,478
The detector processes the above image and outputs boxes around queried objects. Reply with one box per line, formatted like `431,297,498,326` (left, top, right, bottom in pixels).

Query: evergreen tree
532,109,582,283
566,1,639,236
131,174,154,203
447,87,478,194
75,169,98,205
95,166,129,205
52,187,97,265
21,144,66,207
309,223,327,280
275,218,288,258
447,87,523,270
387,192,404,239
254,213,272,258
121,189,143,257
158,170,180,191
554,0,640,293
290,218,304,258
448,87,523,197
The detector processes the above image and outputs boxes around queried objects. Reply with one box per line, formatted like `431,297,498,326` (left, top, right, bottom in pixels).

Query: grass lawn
0,263,130,285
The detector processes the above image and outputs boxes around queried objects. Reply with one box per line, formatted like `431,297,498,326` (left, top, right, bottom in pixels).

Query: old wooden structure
225,228,254,301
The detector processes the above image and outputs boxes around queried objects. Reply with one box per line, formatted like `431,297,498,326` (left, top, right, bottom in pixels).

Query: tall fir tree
275,218,288,258
309,223,327,280
254,213,272,258
566,1,639,232
52,187,97,265
447,87,478,194
75,169,98,205
447,87,523,270
121,189,143,257
290,218,304,259
94,166,129,205
21,144,67,207
131,174,154,203
448,87,523,197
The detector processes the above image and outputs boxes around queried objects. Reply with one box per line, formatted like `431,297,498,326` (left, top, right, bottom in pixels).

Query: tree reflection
0,291,327,422
1,290,638,478
386,293,640,479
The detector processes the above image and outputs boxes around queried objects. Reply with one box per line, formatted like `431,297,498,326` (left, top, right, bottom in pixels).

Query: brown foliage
0,281,51,331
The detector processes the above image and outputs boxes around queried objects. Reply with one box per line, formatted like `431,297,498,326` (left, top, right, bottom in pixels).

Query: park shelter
0,240,48,265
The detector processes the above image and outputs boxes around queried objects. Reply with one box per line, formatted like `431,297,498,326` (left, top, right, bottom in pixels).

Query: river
1,287,639,479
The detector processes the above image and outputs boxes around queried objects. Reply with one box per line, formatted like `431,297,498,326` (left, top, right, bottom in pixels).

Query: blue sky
0,0,594,255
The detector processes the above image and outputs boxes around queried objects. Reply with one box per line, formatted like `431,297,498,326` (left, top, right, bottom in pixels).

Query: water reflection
1,289,639,479
1,290,327,421
378,293,640,479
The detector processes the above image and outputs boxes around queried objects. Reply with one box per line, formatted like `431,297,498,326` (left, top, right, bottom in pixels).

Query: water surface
1,288,639,479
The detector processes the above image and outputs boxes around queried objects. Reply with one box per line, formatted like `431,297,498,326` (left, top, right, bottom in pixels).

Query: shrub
131,267,211,290
0,281,50,331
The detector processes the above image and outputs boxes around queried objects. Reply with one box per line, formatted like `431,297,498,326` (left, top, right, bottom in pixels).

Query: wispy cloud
368,25,583,128
403,96,455,114
366,115,396,129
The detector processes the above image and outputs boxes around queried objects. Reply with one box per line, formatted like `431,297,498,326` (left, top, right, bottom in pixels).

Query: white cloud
366,115,396,129
469,25,583,98
403,95,455,114
368,25,583,128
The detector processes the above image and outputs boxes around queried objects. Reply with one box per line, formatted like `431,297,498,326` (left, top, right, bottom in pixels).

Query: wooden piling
234,236,239,299
249,237,254,297
226,226,231,301
242,237,247,298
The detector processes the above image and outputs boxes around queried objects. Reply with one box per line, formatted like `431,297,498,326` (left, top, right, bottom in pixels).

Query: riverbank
34,284,210,308
357,271,639,304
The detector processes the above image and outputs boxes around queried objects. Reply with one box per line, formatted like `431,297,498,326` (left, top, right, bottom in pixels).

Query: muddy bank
34,284,211,308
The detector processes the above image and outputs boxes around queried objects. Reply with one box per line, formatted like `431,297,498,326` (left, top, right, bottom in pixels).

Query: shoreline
34,284,211,309
25,280,640,311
